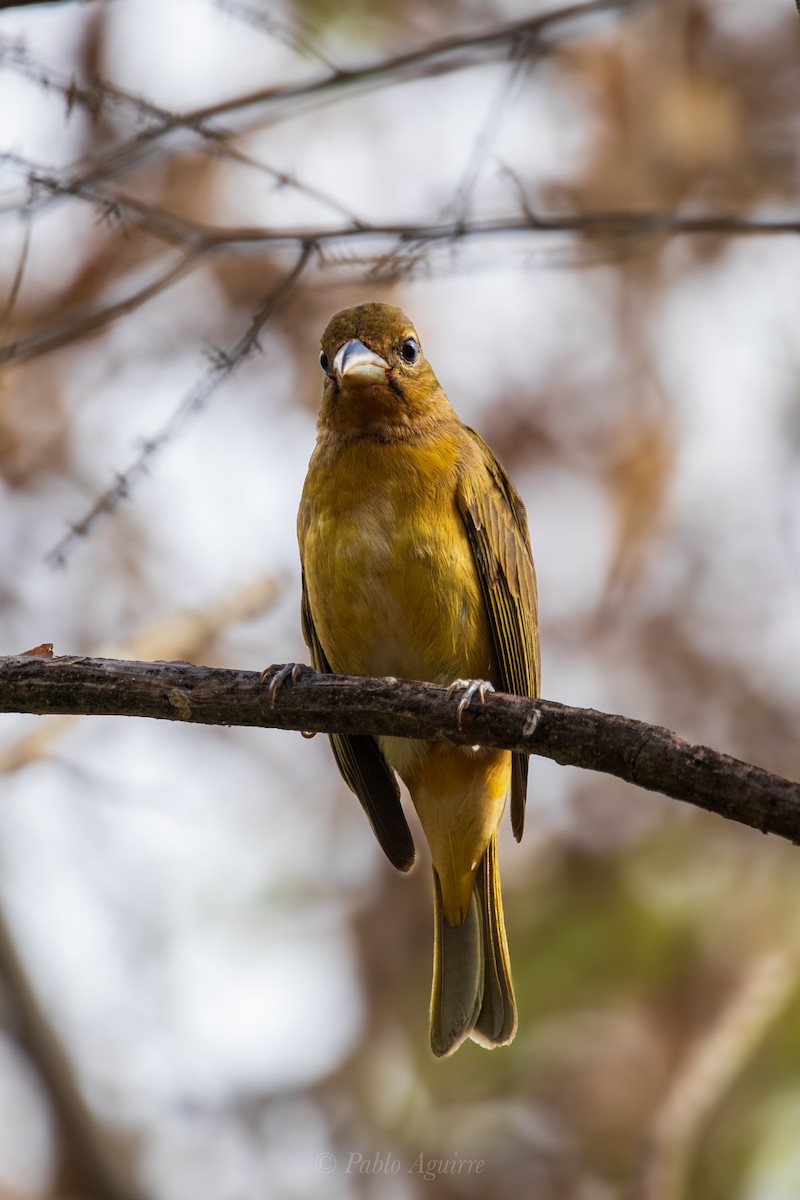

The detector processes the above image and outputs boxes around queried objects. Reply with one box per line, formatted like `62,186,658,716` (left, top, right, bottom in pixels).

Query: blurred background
1,0,800,1197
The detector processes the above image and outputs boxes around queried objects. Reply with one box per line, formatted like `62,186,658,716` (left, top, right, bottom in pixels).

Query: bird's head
317,303,451,441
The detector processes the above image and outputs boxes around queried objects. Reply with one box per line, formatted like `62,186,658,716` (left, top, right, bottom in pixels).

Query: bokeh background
1,0,800,1197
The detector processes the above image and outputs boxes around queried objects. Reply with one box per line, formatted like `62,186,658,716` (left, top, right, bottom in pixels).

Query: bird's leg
445,678,495,730
260,662,305,708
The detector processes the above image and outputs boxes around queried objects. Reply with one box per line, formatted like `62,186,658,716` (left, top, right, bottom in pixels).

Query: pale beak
333,338,389,381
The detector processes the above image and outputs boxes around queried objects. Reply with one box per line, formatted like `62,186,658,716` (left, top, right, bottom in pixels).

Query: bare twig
2,0,660,248
1,655,798,846
2,145,365,248
0,216,30,339
44,244,314,564
161,209,800,250
2,207,797,369
1,1,653,229
211,0,338,71
0,111,365,233
446,36,535,225
366,27,539,283
178,0,654,129
1,247,202,365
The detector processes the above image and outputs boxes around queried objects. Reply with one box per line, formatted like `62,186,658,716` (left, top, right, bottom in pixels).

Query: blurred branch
0,0,76,8
636,948,798,1200
43,245,313,564
115,0,652,125
1,655,799,847
211,0,337,69
0,246,201,364
0,0,655,210
0,217,30,338
3,208,798,368
0,127,366,229
0,905,143,1200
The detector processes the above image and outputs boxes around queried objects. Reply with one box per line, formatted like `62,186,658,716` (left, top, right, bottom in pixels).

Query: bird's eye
401,338,419,365
319,350,329,371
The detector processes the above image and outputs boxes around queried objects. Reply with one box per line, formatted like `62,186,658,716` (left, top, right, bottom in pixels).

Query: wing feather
301,572,415,871
456,429,540,840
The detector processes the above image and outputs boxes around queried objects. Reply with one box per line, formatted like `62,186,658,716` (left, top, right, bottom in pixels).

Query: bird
295,302,539,1056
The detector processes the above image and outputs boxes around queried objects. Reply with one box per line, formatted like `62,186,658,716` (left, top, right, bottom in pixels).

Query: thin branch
2,207,798,369
1,247,202,365
143,209,800,250
1,655,798,847
0,98,366,232
44,244,314,565
362,52,537,285
13,198,800,263
0,152,209,244
185,0,653,127
445,37,535,225
0,215,30,338
1,144,366,240
204,140,369,226
1,0,654,219
211,0,338,71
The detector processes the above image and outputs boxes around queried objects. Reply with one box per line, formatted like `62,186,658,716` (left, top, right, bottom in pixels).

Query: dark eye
319,350,329,371
401,338,419,364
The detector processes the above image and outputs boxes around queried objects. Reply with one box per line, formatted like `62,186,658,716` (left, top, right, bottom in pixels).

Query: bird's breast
299,436,495,685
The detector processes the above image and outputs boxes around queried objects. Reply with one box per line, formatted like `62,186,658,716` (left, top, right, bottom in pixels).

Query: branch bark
1,654,798,847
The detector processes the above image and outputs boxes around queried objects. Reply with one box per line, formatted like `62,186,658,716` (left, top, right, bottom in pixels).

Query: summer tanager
297,303,540,1056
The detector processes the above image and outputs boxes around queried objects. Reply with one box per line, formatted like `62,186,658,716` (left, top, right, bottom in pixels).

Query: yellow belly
401,742,510,920
300,437,495,685
299,433,508,919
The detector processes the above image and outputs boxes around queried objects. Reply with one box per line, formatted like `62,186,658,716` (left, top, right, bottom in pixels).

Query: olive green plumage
299,303,539,1054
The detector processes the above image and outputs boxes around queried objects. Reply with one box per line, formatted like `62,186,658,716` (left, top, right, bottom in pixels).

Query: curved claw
261,662,303,708
445,678,495,730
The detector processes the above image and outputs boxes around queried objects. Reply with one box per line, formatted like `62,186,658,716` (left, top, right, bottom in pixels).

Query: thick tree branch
1,655,798,847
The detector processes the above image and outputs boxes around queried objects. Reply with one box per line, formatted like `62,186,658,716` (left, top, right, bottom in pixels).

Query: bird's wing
301,571,415,872
456,429,540,841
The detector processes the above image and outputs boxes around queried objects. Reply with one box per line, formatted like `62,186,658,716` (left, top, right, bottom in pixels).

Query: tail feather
430,870,484,1057
473,832,517,1046
429,832,516,1057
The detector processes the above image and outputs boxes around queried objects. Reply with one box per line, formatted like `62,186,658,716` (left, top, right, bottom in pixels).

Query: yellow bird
297,303,540,1056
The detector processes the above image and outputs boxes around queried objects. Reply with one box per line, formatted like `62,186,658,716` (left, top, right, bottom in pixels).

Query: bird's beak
333,338,389,381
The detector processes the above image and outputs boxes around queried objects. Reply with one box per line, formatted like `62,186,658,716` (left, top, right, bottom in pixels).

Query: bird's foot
260,662,305,708
445,678,495,730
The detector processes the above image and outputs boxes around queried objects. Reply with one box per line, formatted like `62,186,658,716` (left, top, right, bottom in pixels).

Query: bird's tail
429,831,517,1057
